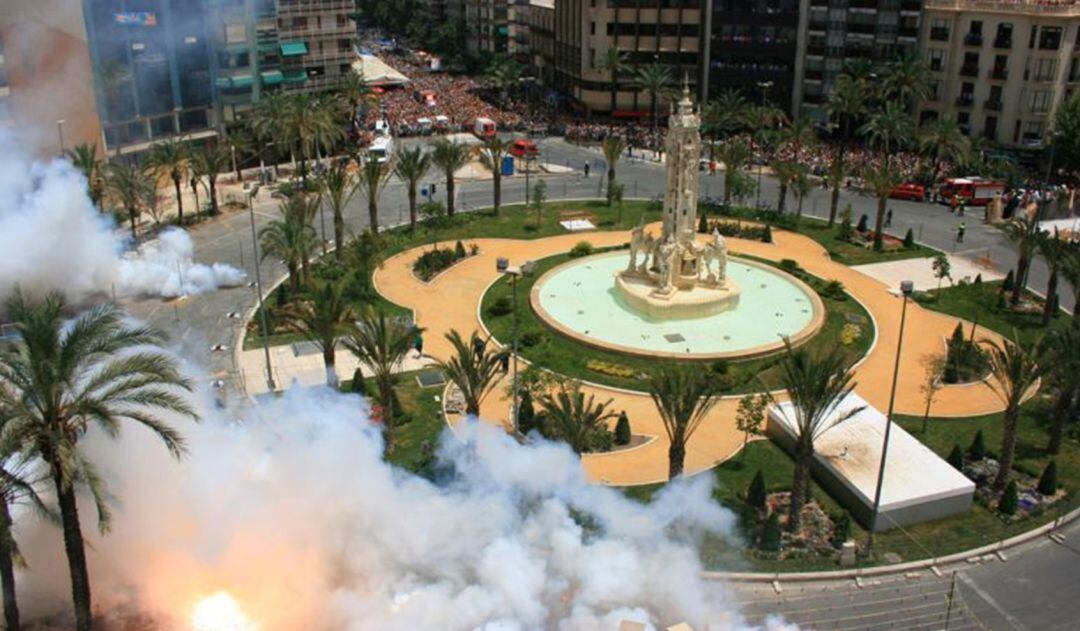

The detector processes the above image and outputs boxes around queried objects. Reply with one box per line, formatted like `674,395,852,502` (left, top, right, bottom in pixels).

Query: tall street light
57,119,67,155
247,183,276,392
754,81,773,210
496,257,525,433
866,279,915,554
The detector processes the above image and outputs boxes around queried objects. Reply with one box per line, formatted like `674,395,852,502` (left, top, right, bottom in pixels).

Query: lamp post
57,119,67,155
866,279,915,554
496,257,523,433
754,81,772,210
247,183,276,392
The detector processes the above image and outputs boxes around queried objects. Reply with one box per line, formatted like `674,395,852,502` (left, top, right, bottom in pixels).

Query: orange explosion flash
190,592,259,631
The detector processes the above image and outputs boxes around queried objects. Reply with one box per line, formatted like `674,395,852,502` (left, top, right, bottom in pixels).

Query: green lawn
913,280,1072,347
480,251,874,394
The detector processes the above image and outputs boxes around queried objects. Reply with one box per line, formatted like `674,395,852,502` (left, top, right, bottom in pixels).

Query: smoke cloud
14,386,789,630
0,133,243,304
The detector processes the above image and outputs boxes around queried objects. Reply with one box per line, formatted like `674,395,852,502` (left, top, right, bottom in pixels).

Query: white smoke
0,133,243,304
14,386,787,631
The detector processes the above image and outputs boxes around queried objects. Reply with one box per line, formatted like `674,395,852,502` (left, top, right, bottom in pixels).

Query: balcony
808,21,827,33
990,67,1008,80
930,27,950,42
984,99,1002,111
960,64,979,77
956,94,974,107
994,36,1012,49
964,32,983,46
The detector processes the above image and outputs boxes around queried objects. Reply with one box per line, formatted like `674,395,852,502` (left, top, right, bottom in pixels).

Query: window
983,116,998,140
958,111,970,126
1030,90,1053,113
590,22,595,36
929,80,942,101
224,23,246,44
1033,57,1058,81
1023,120,1046,142
928,48,945,71
1040,26,1063,50
969,20,982,35
996,22,1013,47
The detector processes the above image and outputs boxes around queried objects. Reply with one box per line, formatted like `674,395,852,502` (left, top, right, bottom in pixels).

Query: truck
938,177,1007,207
367,135,393,163
474,117,496,139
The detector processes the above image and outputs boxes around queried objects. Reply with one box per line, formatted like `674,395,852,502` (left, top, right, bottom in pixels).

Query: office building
919,0,1080,149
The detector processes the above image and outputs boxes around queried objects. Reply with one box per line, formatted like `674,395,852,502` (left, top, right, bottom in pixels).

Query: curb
703,504,1080,583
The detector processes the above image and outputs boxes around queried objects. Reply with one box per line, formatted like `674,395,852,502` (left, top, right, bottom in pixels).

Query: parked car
510,139,539,158
889,183,926,201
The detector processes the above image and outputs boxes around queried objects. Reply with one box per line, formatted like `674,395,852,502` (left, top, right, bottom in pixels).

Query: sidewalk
240,342,437,395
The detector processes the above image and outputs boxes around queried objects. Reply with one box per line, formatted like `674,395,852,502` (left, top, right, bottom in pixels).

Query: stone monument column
661,80,702,244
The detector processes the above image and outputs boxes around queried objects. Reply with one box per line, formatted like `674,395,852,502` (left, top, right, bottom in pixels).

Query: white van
368,135,393,163
374,119,391,136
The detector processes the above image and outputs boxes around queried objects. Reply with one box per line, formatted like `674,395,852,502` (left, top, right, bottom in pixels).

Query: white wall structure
767,392,975,531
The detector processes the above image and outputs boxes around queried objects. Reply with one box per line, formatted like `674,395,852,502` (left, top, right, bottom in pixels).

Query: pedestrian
584,162,590,178
956,222,966,243
500,352,510,373
885,208,893,228
414,331,424,358
958,200,966,217
950,196,958,214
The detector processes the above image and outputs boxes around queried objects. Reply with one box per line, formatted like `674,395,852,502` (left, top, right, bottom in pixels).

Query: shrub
710,359,730,375
569,241,594,258
822,279,845,299
698,213,709,233
779,259,801,273
998,481,1019,516
760,513,781,551
587,428,615,453
1001,269,1015,292
469,242,480,256
996,291,1008,311
519,329,543,347
747,470,767,510
586,359,639,379
518,390,537,434
275,283,288,307
947,444,964,470
351,369,367,395
487,296,513,316
903,227,915,248
968,429,986,461
1038,461,1058,495
856,213,869,232
831,512,852,549
454,240,467,258
943,362,959,383
413,247,462,281
762,225,773,243
615,411,631,446
973,273,983,284
837,206,854,240
840,323,862,346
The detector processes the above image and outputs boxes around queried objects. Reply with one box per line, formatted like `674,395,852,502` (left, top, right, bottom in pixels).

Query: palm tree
250,92,291,174
286,279,358,388
862,163,902,251
358,156,393,235
94,59,130,121
717,138,751,204
345,309,419,452
394,146,432,231
646,366,724,479
881,50,930,113
597,48,628,114
478,138,512,215
983,332,1045,492
772,343,862,532
1000,213,1041,306
259,195,318,295
826,149,847,227
826,73,868,225
107,161,150,242
282,93,344,185
918,116,969,195
1042,324,1080,454
0,290,196,631
702,89,750,148
771,158,797,214
781,116,818,165
634,63,674,133
0,410,51,631
538,383,617,454
436,329,506,417
189,143,230,217
431,138,472,218
601,135,626,206
791,164,812,222
340,69,372,121
319,162,360,260
1037,230,1070,326
485,55,523,106
859,102,915,167
65,143,106,212
145,139,190,226
226,127,255,182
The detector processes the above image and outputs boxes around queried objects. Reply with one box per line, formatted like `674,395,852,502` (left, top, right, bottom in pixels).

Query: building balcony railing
277,23,355,39
994,36,1012,49
277,1,354,16
925,0,1080,17
930,27,950,42
960,64,979,77
964,32,983,46
990,67,1008,80
956,94,974,107
984,99,1002,111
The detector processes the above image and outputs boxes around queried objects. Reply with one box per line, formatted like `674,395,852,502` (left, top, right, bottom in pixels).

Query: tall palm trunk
407,186,418,232
127,204,138,242
172,176,184,226
992,407,1020,491
1043,269,1059,326
323,346,338,388
379,380,396,454
723,173,732,204
333,209,345,261
1047,386,1076,455
492,172,502,216
446,175,457,217
873,195,887,251
668,442,685,479
1012,253,1030,306
607,167,616,206
829,145,845,227
777,182,788,214
190,178,200,215
0,501,20,631
53,468,92,631
368,195,379,235
650,92,658,134
288,263,300,296
207,176,220,216
789,446,811,532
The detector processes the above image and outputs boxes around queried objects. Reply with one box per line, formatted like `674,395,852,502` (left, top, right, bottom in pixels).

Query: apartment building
796,0,923,119
920,0,1080,149
702,0,801,111
516,0,702,116
465,0,513,55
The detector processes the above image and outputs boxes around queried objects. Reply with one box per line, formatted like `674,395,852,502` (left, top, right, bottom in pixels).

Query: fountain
527,83,825,360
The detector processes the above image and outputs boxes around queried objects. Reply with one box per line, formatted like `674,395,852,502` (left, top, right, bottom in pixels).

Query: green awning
280,41,308,56
283,69,308,83
230,74,254,88
257,42,279,53
215,77,231,88
260,70,284,85
497,26,509,35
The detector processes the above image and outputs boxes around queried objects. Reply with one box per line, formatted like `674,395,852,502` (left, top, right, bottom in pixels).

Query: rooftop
926,0,1080,16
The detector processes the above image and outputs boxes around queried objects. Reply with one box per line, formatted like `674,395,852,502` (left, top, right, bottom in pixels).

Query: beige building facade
920,0,1080,149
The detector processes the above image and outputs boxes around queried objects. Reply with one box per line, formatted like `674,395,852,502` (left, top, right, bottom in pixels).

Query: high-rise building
701,0,801,112
919,0,1080,150
795,0,924,119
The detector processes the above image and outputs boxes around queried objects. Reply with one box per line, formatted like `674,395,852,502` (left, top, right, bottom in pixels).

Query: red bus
938,177,1006,206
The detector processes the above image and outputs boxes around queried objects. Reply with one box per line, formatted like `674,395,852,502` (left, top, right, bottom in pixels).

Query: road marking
958,572,1028,630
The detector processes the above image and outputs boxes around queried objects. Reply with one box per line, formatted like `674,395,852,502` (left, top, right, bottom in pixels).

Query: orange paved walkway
373,224,1009,486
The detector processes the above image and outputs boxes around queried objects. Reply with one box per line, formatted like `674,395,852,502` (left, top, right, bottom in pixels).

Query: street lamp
866,279,915,554
247,183,276,392
754,81,773,210
56,119,66,155
496,257,525,434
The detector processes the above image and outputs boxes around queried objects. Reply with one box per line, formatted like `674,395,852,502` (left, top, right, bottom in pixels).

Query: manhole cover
416,371,446,388
664,333,686,343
